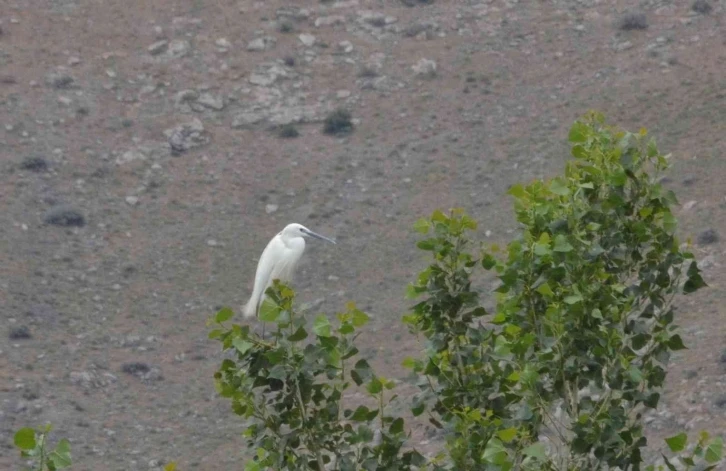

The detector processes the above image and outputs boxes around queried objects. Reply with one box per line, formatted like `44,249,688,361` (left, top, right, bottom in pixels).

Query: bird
243,223,336,318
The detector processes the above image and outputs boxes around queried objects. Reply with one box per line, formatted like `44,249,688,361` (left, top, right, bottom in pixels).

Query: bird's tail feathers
242,299,257,318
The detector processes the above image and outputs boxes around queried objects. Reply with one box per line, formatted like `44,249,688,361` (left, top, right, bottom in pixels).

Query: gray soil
1,0,725,469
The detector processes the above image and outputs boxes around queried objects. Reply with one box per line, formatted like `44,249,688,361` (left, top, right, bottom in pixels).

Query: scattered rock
232,111,268,128
45,69,75,89
197,92,225,110
215,37,232,49
315,15,345,27
147,40,169,55
298,33,316,47
697,228,719,245
121,362,163,381
174,89,199,112
165,118,208,154
692,0,712,14
277,123,299,138
70,370,118,390
115,150,146,166
125,196,139,206
323,108,353,136
121,362,150,375
167,39,191,58
9,325,31,340
265,204,279,214
412,58,437,78
44,206,86,227
400,0,434,5
338,40,354,54
619,12,648,31
247,36,277,51
20,155,48,172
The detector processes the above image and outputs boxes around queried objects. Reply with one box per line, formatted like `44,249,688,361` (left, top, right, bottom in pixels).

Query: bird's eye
300,228,303,232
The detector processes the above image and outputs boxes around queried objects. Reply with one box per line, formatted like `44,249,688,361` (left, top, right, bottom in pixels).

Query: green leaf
313,315,332,337
482,253,497,270
569,121,588,143
402,357,418,369
706,436,723,463
49,439,72,468
497,427,518,443
553,234,574,252
164,463,177,471
367,377,383,395
413,218,431,234
537,283,555,298
684,273,707,294
665,433,687,452
431,210,447,223
14,428,36,451
258,298,280,322
288,326,308,342
564,294,583,305
508,184,526,199
208,329,224,340
389,418,404,435
351,309,369,327
416,239,436,251
550,179,571,196
215,307,234,323
572,144,587,159
523,443,547,461
232,338,254,355
667,334,687,351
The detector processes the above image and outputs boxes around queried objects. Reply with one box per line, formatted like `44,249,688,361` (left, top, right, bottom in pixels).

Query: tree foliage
211,112,721,470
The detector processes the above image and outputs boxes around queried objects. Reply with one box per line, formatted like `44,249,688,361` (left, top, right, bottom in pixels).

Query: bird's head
281,223,337,244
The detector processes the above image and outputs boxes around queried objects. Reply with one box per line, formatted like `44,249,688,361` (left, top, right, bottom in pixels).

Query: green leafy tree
212,112,722,470
210,282,425,470
404,112,715,470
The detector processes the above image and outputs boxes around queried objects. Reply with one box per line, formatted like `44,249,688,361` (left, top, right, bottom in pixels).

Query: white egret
243,223,336,318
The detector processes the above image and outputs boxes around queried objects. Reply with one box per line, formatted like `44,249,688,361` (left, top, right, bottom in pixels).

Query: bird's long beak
302,228,336,244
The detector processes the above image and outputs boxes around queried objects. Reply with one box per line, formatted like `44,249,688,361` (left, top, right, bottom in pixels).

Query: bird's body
243,223,336,318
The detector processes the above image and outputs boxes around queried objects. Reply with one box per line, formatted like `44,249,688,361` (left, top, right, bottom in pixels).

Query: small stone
412,58,437,78
116,150,146,165
692,0,712,14
45,70,75,89
298,33,316,47
44,206,86,227
697,228,719,245
338,40,354,53
206,239,218,247
336,90,351,99
9,326,31,340
315,15,345,27
174,89,199,111
125,196,139,206
167,39,190,58
615,41,633,52
121,362,150,375
164,118,207,154
215,38,231,48
197,92,225,110
147,40,169,55
247,36,276,51
682,200,697,211
67,56,81,66
20,155,48,172
265,204,279,214
57,96,72,106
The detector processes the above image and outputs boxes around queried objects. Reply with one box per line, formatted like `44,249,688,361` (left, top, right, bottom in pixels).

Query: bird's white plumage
243,223,335,318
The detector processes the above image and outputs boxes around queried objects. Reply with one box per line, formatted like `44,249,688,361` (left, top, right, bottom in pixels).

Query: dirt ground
1,0,725,469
